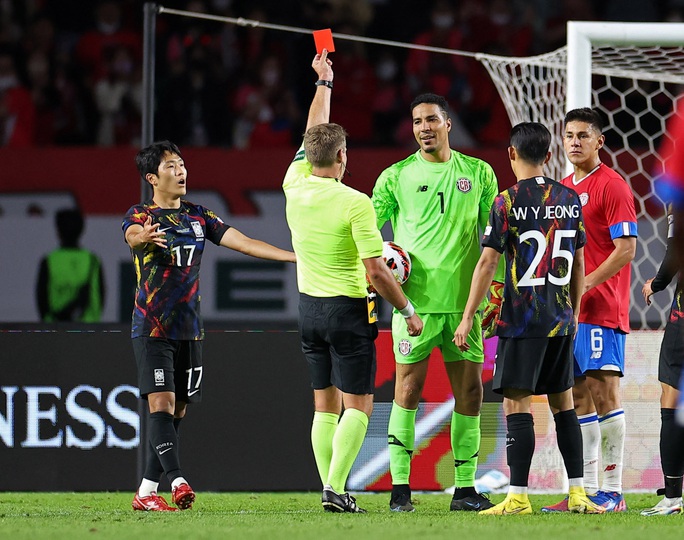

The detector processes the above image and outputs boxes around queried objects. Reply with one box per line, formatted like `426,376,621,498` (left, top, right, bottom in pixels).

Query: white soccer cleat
640,496,683,516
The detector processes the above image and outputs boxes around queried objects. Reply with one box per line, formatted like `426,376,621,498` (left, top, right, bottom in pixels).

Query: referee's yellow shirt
283,147,383,298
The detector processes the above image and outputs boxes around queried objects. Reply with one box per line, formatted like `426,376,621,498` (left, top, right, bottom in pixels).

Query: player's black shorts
493,335,574,395
298,294,378,395
659,317,684,388
132,337,203,403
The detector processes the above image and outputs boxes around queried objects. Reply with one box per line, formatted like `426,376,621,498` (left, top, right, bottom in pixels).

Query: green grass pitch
1,492,682,540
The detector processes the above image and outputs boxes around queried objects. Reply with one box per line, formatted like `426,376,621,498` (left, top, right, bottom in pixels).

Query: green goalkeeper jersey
372,149,502,313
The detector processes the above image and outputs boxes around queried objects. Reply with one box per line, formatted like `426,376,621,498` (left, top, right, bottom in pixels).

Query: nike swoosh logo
158,227,172,233
159,448,172,455
502,507,526,515
188,389,200,397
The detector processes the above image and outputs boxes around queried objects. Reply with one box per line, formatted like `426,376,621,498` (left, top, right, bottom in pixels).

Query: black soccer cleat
322,486,367,513
450,492,494,511
389,484,415,512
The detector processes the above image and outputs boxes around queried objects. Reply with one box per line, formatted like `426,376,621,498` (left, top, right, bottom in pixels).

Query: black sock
148,411,182,484
660,408,684,498
143,416,183,482
554,409,583,480
661,408,684,476
452,486,477,499
664,475,683,499
506,413,534,487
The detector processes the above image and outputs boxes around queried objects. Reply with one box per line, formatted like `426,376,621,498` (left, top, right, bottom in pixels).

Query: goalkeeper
371,93,504,513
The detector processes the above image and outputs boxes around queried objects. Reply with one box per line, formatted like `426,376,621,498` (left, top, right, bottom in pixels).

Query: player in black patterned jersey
123,140,295,512
641,206,684,515
483,169,586,339
124,200,228,339
454,122,603,515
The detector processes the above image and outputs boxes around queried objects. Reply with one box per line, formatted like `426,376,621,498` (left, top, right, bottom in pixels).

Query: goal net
477,22,684,330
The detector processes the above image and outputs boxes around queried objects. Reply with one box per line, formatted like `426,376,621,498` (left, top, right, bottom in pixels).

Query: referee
283,50,423,514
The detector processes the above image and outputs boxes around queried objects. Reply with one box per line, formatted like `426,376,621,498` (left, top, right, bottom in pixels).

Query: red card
313,28,335,54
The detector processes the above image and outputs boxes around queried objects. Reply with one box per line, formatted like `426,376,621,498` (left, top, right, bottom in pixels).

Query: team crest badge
579,193,589,206
191,221,204,238
457,177,472,193
398,339,412,356
154,369,165,386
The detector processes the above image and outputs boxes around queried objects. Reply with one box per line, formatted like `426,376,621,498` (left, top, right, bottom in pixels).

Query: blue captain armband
609,221,637,239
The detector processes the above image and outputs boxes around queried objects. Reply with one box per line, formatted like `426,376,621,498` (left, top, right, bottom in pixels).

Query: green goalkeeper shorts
391,311,484,364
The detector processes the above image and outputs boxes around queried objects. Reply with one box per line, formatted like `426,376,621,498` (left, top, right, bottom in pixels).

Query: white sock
138,479,159,497
568,477,583,489
509,485,528,496
171,477,188,490
599,409,625,493
579,413,600,494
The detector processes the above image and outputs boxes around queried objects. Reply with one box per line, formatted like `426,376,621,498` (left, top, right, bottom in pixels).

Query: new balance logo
417,185,429,192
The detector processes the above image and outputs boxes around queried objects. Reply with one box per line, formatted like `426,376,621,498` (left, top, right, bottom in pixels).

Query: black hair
564,107,604,134
135,140,183,181
410,93,450,118
509,122,552,166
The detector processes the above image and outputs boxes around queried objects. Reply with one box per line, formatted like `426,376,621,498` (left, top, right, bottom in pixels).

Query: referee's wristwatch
315,80,333,89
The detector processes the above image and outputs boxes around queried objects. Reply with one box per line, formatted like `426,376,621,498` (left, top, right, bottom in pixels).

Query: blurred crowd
1,0,683,149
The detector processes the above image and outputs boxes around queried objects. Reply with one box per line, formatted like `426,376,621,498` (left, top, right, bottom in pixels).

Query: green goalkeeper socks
451,411,481,487
388,401,417,485
311,411,339,486
326,408,369,493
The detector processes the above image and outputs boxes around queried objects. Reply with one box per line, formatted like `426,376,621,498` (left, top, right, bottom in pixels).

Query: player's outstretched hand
140,215,168,248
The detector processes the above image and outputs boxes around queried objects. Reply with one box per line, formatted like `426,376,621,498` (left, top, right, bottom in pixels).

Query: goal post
567,21,684,111
478,21,684,330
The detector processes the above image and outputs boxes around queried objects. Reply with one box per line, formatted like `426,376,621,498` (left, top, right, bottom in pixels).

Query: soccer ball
383,241,411,285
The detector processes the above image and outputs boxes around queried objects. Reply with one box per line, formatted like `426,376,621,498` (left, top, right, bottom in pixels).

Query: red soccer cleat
541,496,569,513
172,483,196,510
132,491,178,512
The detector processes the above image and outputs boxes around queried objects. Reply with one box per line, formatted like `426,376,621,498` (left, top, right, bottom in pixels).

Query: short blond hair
303,123,347,167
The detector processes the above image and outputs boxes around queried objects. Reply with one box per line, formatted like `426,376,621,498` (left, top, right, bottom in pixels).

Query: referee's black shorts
298,294,378,395
132,337,203,403
493,335,574,395
659,316,684,388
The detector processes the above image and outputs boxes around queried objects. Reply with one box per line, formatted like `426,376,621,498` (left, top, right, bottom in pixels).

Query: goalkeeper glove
482,281,503,339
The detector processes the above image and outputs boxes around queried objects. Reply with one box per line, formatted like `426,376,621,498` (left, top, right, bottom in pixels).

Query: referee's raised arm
306,49,333,130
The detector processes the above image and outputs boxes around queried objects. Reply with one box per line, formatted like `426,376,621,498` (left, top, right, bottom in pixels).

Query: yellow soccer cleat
568,486,606,514
479,494,532,515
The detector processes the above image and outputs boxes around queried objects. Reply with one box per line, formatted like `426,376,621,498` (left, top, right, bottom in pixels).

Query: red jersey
561,163,637,332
